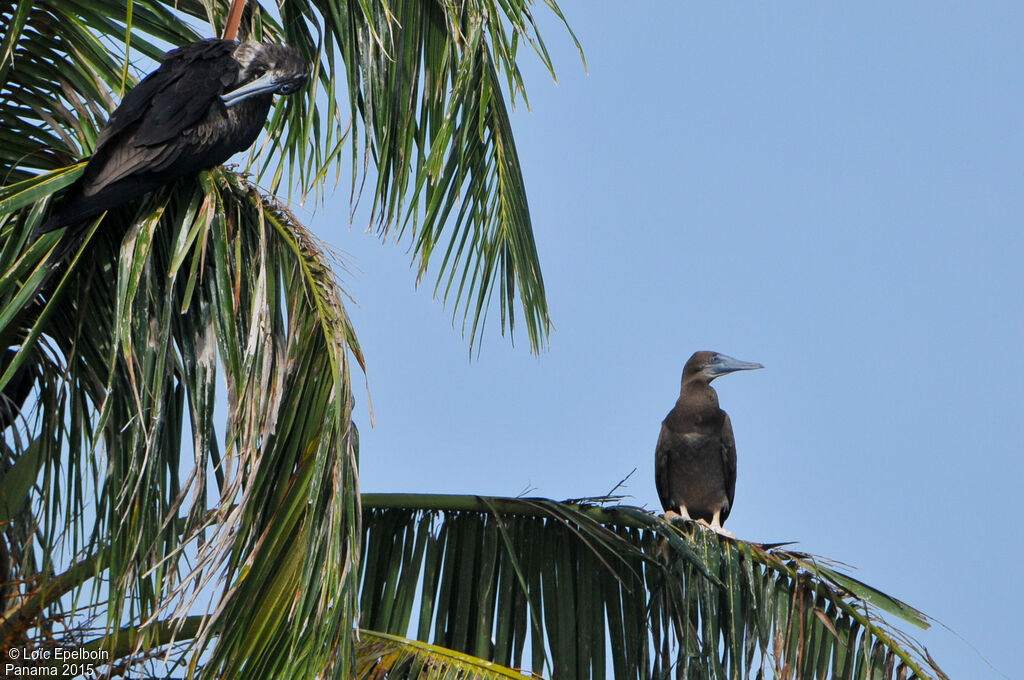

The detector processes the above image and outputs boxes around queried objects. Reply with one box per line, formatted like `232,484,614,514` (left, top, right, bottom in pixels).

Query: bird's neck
225,95,275,149
670,383,723,430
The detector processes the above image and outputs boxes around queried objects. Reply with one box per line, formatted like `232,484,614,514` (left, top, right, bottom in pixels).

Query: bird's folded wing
99,39,238,150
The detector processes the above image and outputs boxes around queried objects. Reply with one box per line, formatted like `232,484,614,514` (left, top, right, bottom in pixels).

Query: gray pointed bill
221,72,307,108
705,353,764,378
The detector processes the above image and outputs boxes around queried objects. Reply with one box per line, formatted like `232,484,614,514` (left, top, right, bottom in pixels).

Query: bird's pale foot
665,506,692,522
694,519,736,538
709,524,736,539
708,511,735,538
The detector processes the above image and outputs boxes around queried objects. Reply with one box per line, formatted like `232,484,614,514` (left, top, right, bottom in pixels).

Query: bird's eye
252,67,266,79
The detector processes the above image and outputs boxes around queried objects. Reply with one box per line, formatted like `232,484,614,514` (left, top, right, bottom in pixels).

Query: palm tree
0,1,949,678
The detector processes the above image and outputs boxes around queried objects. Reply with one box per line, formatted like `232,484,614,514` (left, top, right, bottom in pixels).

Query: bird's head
685,351,764,383
221,42,308,108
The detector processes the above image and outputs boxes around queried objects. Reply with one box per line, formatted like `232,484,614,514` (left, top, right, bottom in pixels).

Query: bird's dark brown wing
131,40,239,146
39,39,258,233
655,423,675,512
720,413,738,522
95,39,237,151
80,40,239,198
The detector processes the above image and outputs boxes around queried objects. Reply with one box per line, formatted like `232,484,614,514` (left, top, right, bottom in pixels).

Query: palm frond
360,494,949,680
1,0,576,353
318,0,577,352
0,168,360,677
357,629,538,680
5,0,587,675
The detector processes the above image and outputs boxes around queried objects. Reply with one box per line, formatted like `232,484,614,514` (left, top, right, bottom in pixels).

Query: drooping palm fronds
1,0,574,354
320,0,579,352
360,494,950,680
1,0,575,675
0,166,361,677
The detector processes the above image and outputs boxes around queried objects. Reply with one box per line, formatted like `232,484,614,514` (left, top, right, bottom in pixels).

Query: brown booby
41,39,307,233
655,351,762,537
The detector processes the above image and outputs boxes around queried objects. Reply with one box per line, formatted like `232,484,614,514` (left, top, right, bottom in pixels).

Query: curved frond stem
223,0,247,41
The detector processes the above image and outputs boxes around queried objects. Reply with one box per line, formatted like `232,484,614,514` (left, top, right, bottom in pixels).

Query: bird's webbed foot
707,511,735,539
709,524,736,539
664,506,692,522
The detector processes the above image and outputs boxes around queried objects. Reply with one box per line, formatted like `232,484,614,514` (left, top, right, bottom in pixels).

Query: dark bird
41,38,307,232
655,351,762,536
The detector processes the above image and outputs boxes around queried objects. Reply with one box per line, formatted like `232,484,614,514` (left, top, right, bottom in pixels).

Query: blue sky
320,3,1022,678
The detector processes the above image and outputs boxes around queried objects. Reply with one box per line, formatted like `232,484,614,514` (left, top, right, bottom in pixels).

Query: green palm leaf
1,0,573,674
357,629,538,680
2,0,570,352
0,168,360,677
360,494,949,680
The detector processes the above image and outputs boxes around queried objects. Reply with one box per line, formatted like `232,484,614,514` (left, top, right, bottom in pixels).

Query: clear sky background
313,3,1022,678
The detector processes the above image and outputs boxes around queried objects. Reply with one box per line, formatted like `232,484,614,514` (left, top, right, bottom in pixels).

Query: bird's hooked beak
704,354,764,379
221,71,307,108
